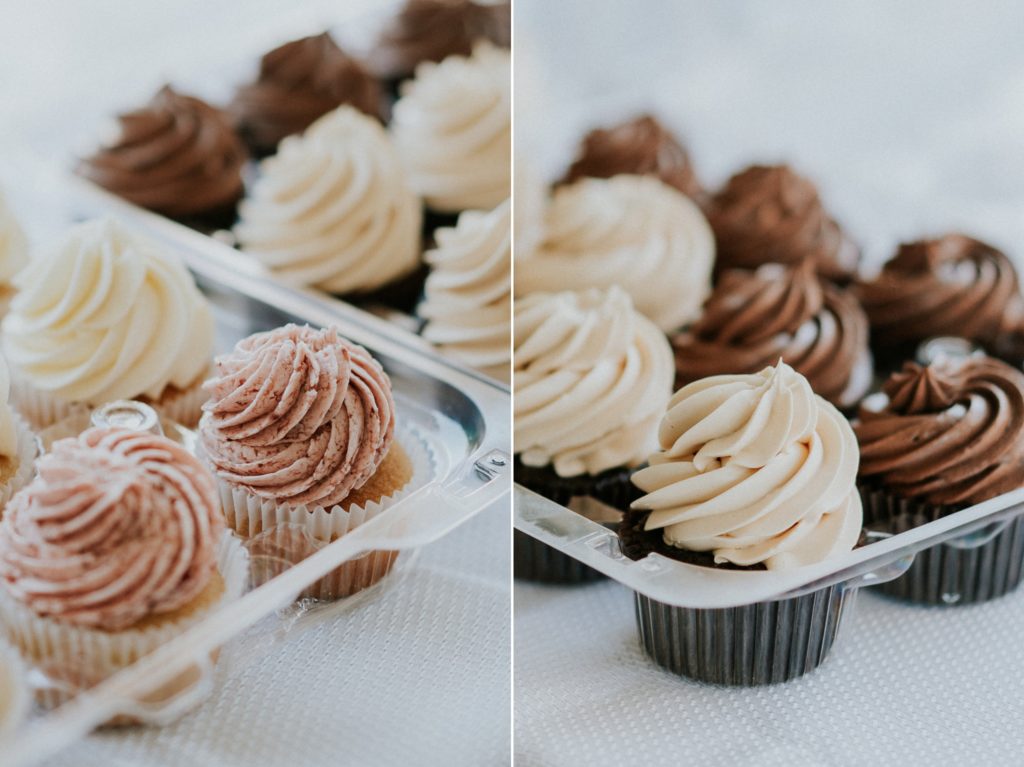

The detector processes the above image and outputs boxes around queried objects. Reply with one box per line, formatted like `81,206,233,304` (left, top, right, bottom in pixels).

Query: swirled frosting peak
2,218,214,404
200,324,396,508
0,190,28,285
0,428,223,630
370,0,511,81
514,287,674,477
515,175,714,332
856,356,1024,506
562,115,702,200
420,199,511,381
672,260,872,409
632,362,862,569
78,86,247,218
392,41,511,212
234,106,421,294
709,164,860,282
231,32,382,154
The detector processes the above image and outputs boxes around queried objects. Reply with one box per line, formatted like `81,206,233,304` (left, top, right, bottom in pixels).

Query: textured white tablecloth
515,1,1024,765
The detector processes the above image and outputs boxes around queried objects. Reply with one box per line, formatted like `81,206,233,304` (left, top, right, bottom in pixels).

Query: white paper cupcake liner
0,639,29,735
213,425,437,600
0,532,249,719
0,415,38,514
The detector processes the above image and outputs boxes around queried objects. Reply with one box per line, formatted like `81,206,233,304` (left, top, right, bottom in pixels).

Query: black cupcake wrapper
633,583,856,686
513,528,606,584
860,485,1024,605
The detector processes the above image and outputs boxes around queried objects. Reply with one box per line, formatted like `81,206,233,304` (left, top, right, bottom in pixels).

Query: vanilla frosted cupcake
0,427,245,711
515,175,715,332
235,106,422,298
2,219,213,429
0,190,28,318
199,324,417,598
392,42,510,213
420,199,510,382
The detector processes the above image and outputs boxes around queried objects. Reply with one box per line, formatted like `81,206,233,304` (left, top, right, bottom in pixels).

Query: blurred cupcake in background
231,31,383,156
420,199,510,382
2,218,214,429
672,260,872,411
515,175,714,333
0,190,28,319
392,42,511,217
0,355,36,514
77,86,247,229
234,106,422,310
708,164,860,283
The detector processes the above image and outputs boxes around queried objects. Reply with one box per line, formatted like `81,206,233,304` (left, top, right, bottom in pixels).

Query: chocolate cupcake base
860,486,1024,605
514,528,606,584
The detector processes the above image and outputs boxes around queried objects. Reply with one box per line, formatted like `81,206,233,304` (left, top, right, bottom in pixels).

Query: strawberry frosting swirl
0,428,223,630
199,324,396,508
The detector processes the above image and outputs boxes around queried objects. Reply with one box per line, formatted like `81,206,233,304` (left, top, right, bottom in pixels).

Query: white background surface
0,1,511,765
515,1,1024,766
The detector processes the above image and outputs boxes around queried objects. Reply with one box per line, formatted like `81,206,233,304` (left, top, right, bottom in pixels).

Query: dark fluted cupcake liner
633,584,856,686
860,485,1024,605
513,459,637,584
335,264,430,316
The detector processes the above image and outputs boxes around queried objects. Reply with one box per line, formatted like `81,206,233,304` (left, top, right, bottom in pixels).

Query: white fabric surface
515,1,1024,765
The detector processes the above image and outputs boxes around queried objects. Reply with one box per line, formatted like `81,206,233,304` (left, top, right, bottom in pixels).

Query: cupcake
369,0,511,88
77,85,247,227
672,260,872,411
855,356,1024,604
199,324,417,599
708,164,860,283
0,427,246,713
0,190,28,319
419,199,510,382
620,361,862,684
231,31,383,156
560,115,703,202
514,287,674,582
515,175,714,333
2,218,214,429
391,42,511,215
855,234,1024,370
234,106,422,307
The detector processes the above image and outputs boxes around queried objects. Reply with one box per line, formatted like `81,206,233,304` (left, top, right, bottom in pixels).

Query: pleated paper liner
859,485,1024,605
514,459,638,584
620,510,857,685
0,533,249,725
0,639,29,735
214,424,436,601
0,415,39,514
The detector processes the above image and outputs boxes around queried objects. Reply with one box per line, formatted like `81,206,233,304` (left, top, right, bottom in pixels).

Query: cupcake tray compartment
0,177,509,767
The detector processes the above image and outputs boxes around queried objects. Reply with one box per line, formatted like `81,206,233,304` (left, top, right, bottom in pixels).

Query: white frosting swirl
516,175,714,332
632,362,861,570
0,190,28,285
235,106,422,294
392,42,510,212
513,159,547,260
2,218,213,405
420,199,510,381
515,287,674,477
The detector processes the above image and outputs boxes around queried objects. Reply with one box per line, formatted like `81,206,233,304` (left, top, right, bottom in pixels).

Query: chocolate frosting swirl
200,324,396,508
369,0,511,81
854,234,1024,356
672,261,872,409
78,86,247,219
0,428,223,630
855,357,1024,505
708,164,860,282
231,32,382,154
561,115,702,200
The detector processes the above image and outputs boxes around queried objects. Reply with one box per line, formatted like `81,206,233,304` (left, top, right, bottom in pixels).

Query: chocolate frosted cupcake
199,324,417,599
369,0,511,86
514,287,674,582
855,356,1024,604
855,234,1024,369
709,164,859,283
77,86,247,227
622,361,862,684
231,32,382,156
672,261,872,411
561,115,703,201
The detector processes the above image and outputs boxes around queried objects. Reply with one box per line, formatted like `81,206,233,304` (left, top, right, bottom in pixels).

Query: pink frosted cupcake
199,324,416,599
